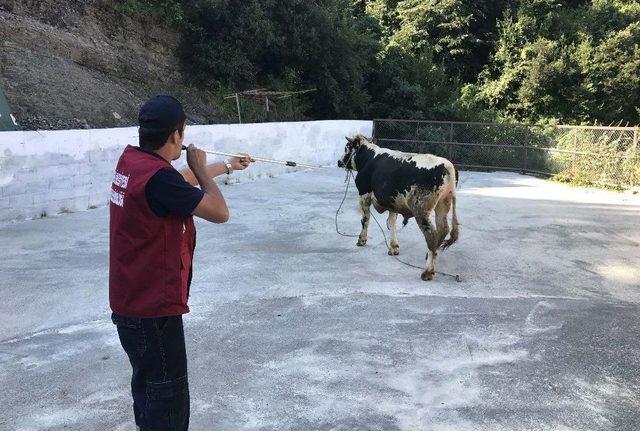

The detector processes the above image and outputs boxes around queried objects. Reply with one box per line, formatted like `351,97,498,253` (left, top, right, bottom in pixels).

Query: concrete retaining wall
0,120,372,222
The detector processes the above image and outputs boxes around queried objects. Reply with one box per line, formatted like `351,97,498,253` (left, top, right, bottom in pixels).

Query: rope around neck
335,170,462,282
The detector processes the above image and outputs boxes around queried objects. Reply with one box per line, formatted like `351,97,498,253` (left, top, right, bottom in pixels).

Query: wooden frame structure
224,88,317,123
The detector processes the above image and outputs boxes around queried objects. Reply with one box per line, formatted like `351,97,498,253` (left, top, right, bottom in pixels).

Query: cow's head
338,135,369,170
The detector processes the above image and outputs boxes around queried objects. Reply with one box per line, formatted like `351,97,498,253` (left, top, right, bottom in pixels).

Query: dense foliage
115,0,640,125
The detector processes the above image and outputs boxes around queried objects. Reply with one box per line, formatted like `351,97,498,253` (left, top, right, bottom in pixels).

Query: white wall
0,120,372,223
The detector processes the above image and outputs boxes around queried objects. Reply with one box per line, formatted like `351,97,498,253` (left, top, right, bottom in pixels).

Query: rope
335,170,462,282
335,170,360,238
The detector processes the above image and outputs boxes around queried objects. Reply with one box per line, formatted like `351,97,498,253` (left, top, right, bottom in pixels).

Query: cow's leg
416,213,438,281
434,197,451,249
387,212,400,255
441,194,459,250
357,193,372,247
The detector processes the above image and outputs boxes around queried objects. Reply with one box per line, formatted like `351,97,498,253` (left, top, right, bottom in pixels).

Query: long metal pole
182,146,324,169
235,93,242,124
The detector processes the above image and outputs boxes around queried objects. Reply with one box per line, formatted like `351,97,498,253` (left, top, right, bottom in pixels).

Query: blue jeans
112,313,189,431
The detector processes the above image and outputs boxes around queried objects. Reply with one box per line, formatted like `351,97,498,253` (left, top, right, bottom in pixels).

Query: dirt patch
0,0,218,129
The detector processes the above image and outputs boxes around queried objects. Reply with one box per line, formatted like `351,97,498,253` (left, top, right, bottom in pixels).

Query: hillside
0,0,218,130
1,1,639,130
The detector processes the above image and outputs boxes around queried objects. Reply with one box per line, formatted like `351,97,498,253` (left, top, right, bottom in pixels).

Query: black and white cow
338,135,459,281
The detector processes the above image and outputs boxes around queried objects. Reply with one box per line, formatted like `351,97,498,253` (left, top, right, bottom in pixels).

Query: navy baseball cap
138,95,187,131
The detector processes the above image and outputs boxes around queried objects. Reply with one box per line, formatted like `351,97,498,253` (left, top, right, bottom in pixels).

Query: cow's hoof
421,271,435,281
356,239,367,247
388,248,399,256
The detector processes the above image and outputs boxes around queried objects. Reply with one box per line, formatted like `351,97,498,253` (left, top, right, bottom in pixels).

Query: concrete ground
1,168,639,431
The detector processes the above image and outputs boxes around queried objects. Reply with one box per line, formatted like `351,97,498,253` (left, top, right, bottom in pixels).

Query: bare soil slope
0,0,216,130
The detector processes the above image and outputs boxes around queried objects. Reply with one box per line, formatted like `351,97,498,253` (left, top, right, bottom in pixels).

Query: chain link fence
373,119,640,189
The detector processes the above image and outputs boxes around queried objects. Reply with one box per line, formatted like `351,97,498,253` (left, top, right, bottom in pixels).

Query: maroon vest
109,145,196,318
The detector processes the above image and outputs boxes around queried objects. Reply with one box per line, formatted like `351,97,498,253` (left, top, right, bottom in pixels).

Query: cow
337,135,459,281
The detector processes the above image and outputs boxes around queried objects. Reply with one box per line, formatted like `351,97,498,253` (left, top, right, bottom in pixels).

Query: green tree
574,22,640,123
365,46,462,119
390,0,478,79
468,0,640,124
180,0,379,118
114,0,640,125
364,0,402,39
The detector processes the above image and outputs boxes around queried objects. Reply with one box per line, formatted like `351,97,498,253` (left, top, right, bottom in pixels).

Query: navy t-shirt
146,168,204,218
136,149,204,218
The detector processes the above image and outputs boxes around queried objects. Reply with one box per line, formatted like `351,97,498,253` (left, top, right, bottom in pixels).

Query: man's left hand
230,154,255,171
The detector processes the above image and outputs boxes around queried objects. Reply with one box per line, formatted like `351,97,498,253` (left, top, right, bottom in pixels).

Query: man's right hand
186,144,207,173
185,144,230,223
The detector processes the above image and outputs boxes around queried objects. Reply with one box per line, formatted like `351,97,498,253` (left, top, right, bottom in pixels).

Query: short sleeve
145,168,205,218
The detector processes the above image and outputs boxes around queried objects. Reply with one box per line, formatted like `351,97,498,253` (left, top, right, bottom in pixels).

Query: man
109,95,253,430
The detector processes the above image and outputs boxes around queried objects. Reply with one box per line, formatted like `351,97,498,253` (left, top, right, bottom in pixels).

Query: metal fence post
631,127,638,186
572,130,578,179
448,122,454,162
523,127,528,173
235,93,242,124
372,120,377,143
